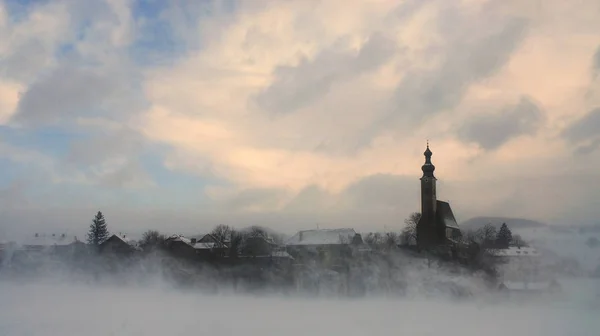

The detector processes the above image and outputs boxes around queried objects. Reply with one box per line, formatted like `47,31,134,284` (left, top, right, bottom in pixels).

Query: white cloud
2,0,600,231
135,0,600,225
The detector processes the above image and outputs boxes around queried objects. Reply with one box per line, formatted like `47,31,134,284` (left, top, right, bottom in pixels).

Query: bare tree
384,232,399,250
140,230,166,250
464,229,482,244
401,212,421,245
512,234,527,248
248,226,267,238
228,230,246,257
210,224,232,244
364,232,384,248
480,223,497,248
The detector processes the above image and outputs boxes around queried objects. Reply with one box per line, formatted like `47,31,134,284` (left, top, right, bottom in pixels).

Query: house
285,228,366,268
6,233,86,268
19,233,86,256
99,234,140,256
239,235,294,265
165,234,228,261
493,246,560,294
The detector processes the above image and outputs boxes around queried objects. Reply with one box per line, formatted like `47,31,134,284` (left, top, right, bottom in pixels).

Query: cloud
13,66,127,126
458,96,544,150
382,16,529,130
562,107,600,153
0,1,73,83
2,0,600,236
594,45,600,74
224,187,290,212
342,174,416,209
255,32,398,115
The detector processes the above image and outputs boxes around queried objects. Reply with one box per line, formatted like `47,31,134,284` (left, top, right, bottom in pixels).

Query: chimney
299,231,303,242
190,238,197,245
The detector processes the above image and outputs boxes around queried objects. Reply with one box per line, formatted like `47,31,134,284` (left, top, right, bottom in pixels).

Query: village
0,145,558,296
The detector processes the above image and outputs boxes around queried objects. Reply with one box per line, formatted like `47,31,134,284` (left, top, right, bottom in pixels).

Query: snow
111,234,141,250
270,251,293,259
0,278,598,335
286,228,357,246
503,281,552,291
495,246,541,257
513,227,600,272
193,242,217,250
169,235,220,249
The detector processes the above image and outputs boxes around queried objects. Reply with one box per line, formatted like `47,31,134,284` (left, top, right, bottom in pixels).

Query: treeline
85,211,285,254
463,222,525,249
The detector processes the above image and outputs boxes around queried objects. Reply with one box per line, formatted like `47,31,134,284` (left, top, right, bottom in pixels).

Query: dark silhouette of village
0,144,544,296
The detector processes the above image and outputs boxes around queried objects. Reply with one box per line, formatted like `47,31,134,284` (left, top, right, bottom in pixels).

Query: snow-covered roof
110,234,142,250
193,242,218,250
113,234,133,244
495,246,540,257
271,250,294,259
168,235,223,250
21,234,79,247
286,228,358,246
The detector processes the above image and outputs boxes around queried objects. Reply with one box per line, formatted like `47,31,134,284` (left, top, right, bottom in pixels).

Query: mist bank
0,279,599,336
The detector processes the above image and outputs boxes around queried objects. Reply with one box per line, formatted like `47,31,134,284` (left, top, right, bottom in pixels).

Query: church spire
421,141,435,178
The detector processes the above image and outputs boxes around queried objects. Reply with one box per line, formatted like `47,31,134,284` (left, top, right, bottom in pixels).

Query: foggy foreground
1,278,599,336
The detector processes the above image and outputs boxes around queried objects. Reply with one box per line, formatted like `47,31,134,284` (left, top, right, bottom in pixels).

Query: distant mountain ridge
460,217,547,231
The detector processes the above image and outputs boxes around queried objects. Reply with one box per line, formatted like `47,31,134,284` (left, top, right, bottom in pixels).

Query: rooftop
286,228,358,246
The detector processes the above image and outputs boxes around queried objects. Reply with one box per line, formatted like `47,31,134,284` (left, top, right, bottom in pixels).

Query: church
416,143,462,250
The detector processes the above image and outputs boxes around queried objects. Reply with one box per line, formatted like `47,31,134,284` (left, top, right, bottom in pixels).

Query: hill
460,216,547,231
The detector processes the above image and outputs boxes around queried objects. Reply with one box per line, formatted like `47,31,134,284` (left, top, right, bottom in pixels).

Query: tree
87,211,109,247
228,229,246,257
479,223,497,248
464,230,481,244
210,224,232,244
401,212,421,245
139,230,166,250
384,232,399,250
364,232,384,248
512,234,526,248
495,223,512,249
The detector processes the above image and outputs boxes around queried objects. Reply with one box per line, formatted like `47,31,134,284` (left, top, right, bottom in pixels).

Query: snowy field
1,278,599,336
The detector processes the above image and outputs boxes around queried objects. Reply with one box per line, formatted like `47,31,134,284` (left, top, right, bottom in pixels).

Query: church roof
436,200,460,229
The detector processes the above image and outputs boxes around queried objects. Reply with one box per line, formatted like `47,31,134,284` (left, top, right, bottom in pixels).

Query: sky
0,0,600,238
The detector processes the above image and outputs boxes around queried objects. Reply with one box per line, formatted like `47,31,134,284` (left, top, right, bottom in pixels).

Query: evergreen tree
496,223,512,248
87,211,110,247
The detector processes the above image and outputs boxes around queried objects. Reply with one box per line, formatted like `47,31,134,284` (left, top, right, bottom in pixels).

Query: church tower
416,142,443,249
420,142,437,218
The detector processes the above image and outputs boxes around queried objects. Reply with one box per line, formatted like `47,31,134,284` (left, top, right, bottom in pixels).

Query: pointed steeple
421,141,435,178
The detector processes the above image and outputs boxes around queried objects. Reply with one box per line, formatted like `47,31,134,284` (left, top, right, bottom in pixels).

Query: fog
1,279,598,335
1,257,599,336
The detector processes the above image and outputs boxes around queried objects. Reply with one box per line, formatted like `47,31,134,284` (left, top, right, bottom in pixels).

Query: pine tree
496,223,512,249
87,211,110,247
